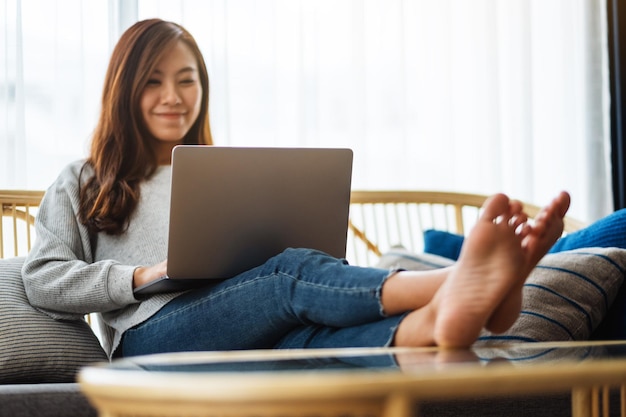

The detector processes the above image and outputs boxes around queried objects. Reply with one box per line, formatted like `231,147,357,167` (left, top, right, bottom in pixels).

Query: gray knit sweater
22,160,181,358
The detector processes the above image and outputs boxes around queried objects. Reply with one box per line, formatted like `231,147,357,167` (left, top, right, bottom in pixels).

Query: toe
479,193,511,222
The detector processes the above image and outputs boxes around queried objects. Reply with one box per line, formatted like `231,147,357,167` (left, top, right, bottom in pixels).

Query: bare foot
430,192,569,348
485,191,570,333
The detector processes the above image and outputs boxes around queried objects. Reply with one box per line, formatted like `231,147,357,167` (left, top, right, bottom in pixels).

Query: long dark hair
79,19,212,235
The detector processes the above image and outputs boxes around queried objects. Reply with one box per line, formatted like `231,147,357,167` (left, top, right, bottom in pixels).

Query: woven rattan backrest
347,190,586,266
0,190,44,258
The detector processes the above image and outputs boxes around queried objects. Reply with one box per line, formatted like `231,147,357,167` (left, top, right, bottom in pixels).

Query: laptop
134,145,353,296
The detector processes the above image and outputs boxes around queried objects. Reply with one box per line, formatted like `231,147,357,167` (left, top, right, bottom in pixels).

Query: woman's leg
275,318,404,350
121,248,410,356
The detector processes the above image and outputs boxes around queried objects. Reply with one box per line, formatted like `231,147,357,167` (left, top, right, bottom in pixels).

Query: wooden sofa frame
2,189,585,265
0,190,44,259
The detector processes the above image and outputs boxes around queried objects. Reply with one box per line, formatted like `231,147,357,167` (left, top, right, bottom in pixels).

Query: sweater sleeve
22,162,139,320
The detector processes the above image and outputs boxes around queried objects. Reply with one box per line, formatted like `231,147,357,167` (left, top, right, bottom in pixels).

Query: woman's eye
180,78,196,85
146,79,161,85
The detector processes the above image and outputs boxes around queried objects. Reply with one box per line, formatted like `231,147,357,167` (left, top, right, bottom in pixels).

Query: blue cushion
549,208,626,253
423,229,464,260
423,208,626,260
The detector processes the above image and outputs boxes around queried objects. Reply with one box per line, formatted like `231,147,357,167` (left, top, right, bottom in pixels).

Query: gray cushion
375,245,454,270
0,383,97,417
0,257,107,383
377,247,626,343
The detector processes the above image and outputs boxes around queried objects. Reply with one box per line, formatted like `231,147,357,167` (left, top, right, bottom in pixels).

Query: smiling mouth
155,112,187,119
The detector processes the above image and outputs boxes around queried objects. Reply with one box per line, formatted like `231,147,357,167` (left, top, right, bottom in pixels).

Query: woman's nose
161,82,181,105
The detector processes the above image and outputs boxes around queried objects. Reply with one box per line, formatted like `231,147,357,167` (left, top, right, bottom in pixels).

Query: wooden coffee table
79,341,626,417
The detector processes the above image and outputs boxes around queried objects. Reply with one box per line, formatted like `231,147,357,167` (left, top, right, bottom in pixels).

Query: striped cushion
477,248,626,344
0,257,107,383
378,246,626,343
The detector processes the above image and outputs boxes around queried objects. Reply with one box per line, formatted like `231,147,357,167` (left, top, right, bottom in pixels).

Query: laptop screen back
166,146,353,280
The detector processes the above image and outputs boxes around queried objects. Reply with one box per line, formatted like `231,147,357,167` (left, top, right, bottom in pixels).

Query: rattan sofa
1,189,624,417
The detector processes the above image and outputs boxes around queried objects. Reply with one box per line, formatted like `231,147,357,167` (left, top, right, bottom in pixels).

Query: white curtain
1,0,611,222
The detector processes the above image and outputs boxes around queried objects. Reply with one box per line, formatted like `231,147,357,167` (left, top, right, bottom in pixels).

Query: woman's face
140,40,202,161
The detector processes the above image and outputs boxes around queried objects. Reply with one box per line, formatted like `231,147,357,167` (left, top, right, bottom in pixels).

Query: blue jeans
120,248,405,356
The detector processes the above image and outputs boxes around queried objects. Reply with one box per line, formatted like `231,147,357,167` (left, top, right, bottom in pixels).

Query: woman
22,19,570,359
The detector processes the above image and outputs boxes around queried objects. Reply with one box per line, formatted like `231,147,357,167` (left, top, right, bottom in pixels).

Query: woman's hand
133,260,168,289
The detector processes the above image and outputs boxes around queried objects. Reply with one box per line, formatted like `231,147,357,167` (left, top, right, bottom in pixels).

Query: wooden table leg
572,387,594,417
382,392,413,417
602,386,610,417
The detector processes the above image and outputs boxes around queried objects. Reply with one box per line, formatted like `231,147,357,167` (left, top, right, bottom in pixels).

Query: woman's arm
22,162,139,319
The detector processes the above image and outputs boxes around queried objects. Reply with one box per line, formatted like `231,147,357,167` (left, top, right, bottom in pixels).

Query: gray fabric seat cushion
0,383,97,417
0,257,107,383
